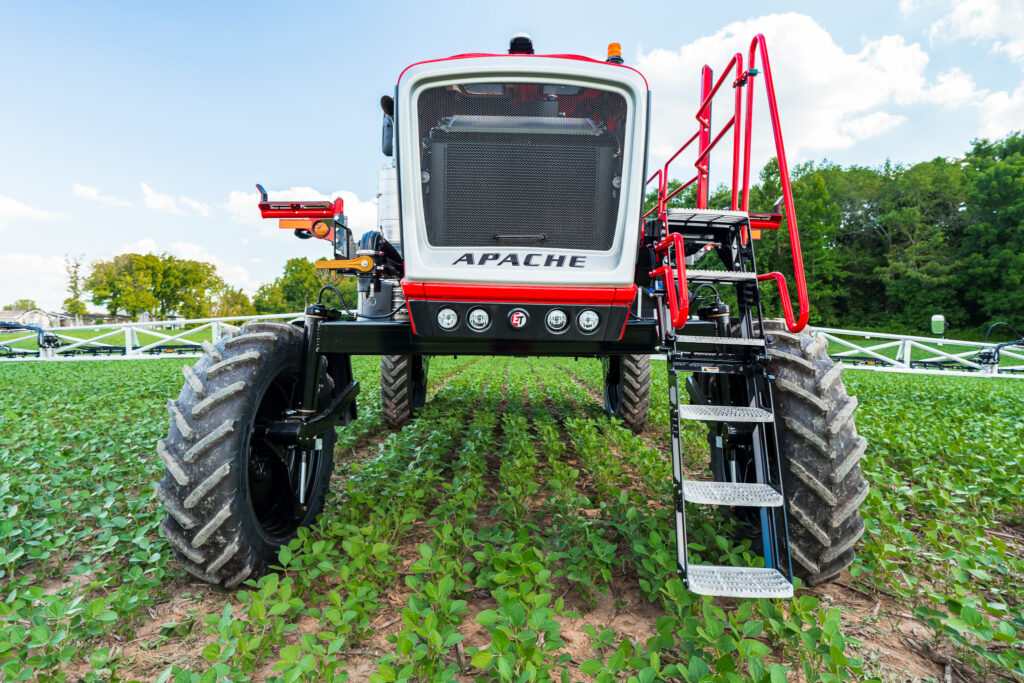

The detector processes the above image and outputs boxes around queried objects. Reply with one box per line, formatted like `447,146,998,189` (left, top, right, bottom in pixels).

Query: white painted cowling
393,56,649,289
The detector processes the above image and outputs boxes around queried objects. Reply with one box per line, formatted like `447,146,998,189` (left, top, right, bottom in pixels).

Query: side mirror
333,221,355,259
931,314,947,335
382,114,394,157
381,95,395,157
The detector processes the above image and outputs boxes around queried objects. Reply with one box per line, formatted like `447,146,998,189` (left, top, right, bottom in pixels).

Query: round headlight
436,307,458,330
577,309,600,333
467,308,490,331
546,308,568,332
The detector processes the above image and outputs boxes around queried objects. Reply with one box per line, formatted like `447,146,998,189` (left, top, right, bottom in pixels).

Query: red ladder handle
749,34,809,333
649,232,689,329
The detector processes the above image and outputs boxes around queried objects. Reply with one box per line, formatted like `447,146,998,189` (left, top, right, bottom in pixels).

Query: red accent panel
402,281,637,306
398,53,648,89
258,197,344,219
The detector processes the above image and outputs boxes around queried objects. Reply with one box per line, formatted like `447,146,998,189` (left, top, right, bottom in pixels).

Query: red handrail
641,34,809,333
649,233,688,329
744,34,808,333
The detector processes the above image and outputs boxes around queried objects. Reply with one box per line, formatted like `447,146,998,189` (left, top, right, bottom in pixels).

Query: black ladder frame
648,210,795,597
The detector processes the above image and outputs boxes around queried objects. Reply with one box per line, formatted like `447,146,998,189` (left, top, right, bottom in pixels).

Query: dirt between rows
96,567,948,682
75,366,957,683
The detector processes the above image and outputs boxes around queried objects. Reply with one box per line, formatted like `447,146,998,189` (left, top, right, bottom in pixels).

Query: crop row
1,355,1022,681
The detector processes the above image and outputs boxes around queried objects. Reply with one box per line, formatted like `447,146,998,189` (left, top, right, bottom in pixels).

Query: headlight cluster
437,306,600,334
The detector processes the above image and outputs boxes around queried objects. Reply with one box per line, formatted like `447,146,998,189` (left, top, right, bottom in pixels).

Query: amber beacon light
606,42,623,64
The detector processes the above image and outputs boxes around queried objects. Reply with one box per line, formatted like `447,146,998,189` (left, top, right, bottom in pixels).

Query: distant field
0,357,1022,681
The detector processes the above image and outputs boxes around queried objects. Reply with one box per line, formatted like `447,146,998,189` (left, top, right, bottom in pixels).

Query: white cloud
0,195,67,229
899,0,922,15
917,67,985,107
978,84,1024,138
168,241,260,294
930,0,1024,64
0,253,66,311
840,112,907,141
226,186,377,242
179,196,211,217
141,182,179,214
141,182,210,216
72,183,131,207
633,12,1010,183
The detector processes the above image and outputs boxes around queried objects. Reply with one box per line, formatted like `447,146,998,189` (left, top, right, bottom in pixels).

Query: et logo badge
508,309,529,329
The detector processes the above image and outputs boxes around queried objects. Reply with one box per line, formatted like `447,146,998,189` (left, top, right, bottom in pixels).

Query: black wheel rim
247,369,326,541
605,380,620,414
603,357,620,415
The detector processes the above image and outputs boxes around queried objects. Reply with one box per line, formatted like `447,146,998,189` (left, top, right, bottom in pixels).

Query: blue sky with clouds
2,0,1022,311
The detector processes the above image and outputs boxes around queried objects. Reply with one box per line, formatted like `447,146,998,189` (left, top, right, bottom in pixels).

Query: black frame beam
314,319,676,357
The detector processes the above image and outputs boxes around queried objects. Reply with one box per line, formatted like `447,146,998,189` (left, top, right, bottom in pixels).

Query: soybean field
0,357,1022,682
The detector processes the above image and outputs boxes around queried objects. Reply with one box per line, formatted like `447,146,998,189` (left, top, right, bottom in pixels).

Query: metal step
666,208,749,228
675,334,765,347
687,565,793,598
687,269,758,282
682,481,783,507
678,404,774,423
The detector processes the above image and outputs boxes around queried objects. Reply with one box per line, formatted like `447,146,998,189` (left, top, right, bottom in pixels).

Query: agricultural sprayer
157,34,868,598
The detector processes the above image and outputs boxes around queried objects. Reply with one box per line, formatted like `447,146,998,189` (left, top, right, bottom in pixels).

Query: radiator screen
416,82,627,251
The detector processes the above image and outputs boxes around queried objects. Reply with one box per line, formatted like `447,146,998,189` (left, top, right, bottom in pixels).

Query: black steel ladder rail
669,363,793,598
658,208,795,599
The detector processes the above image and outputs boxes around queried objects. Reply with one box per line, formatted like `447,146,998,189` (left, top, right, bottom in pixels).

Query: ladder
655,209,794,599
640,35,811,598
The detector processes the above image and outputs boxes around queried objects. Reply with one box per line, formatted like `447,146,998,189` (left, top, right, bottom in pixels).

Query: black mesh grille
417,82,626,251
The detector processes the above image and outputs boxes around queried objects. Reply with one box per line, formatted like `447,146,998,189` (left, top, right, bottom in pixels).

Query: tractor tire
381,355,428,429
156,321,336,588
602,354,651,433
761,319,869,586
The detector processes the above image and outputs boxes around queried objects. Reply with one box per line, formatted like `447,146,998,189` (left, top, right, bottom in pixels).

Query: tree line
58,254,356,321
648,131,1024,336
39,131,1021,334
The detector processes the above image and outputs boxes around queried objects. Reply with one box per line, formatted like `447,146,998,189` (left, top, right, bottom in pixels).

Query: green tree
213,285,256,317
253,282,287,313
86,254,161,319
85,253,224,320
62,256,88,316
872,157,967,330
157,258,223,319
254,258,361,314
958,132,1024,329
3,299,38,311
279,257,321,311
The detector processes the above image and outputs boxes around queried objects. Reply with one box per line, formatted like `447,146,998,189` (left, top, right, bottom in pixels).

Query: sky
1,0,1022,312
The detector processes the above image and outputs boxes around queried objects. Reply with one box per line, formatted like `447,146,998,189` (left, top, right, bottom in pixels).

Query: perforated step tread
666,208,750,227
687,269,758,282
687,565,793,598
683,481,783,507
675,335,765,347
678,404,774,423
